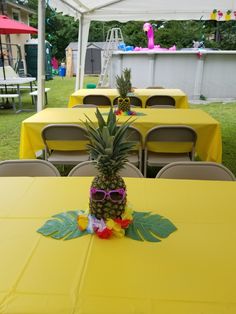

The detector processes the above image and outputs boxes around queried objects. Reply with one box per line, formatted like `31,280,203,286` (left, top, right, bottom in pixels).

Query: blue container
59,66,66,77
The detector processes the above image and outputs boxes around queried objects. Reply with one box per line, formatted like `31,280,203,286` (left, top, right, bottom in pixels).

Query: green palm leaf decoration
125,211,177,242
37,211,88,240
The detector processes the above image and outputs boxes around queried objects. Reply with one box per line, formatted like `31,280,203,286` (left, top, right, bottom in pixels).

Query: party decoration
118,42,134,51
84,108,135,221
134,22,176,51
143,22,154,49
197,51,203,59
37,208,177,242
116,68,132,112
210,9,218,20
218,10,223,20
38,107,177,242
210,9,234,21
225,10,232,21
114,109,137,116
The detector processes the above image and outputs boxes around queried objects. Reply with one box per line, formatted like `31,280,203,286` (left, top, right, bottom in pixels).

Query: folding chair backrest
83,95,111,106
0,159,60,176
146,125,197,143
113,96,142,107
120,162,143,177
146,86,165,89
68,161,143,178
42,124,87,141
41,124,88,152
156,161,236,181
146,95,175,107
68,161,98,176
149,105,175,109
124,126,142,142
72,104,97,108
145,125,197,158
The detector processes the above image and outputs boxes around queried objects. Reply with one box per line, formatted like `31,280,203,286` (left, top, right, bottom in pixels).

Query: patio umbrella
0,15,37,80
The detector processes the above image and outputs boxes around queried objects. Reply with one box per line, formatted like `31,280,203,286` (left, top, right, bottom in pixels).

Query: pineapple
116,68,132,112
84,108,135,220
123,68,132,93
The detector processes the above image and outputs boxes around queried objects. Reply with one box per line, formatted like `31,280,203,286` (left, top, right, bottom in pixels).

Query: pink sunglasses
90,188,126,202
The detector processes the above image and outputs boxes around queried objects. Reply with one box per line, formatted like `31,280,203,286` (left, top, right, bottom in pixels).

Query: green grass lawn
0,75,235,175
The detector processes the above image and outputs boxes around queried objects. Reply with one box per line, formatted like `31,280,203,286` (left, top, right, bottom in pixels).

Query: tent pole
75,14,83,91
0,35,6,80
75,15,90,91
37,0,46,112
0,34,11,107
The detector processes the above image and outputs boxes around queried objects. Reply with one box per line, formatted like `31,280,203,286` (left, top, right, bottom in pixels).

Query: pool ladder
97,28,124,87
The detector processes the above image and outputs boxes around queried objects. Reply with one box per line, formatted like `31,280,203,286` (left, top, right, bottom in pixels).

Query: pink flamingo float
143,22,155,49
134,22,176,51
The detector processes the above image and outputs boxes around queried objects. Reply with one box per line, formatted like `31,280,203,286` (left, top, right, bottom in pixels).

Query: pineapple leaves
95,107,106,131
37,211,89,240
116,68,131,98
83,107,137,175
107,108,117,135
125,211,177,242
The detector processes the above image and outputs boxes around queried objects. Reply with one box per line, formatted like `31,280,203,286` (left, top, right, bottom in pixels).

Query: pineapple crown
116,68,132,98
84,108,136,177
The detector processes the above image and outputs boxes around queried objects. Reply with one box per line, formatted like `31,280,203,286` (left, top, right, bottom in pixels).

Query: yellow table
19,108,222,162
68,88,189,108
1,176,236,313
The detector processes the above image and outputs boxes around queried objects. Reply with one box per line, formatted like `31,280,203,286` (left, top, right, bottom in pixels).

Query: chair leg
144,149,147,177
139,150,142,173
45,92,48,105
11,98,16,112
31,95,36,108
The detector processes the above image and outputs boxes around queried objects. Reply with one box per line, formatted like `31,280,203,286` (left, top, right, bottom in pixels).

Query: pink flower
218,10,223,18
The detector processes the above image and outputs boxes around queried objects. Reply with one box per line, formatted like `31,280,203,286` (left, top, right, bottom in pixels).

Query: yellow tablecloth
1,177,236,313
19,108,222,162
68,88,189,108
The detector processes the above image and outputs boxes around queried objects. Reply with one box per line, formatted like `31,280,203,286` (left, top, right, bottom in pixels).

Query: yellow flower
225,12,231,21
106,219,115,230
105,219,125,238
210,10,217,20
78,215,89,231
113,228,125,238
121,205,133,221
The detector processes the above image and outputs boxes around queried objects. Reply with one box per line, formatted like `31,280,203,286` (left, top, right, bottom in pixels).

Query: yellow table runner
19,108,222,162
68,88,189,108
1,177,236,313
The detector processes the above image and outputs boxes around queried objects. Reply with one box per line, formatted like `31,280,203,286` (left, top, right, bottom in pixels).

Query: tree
27,0,78,61
26,0,236,60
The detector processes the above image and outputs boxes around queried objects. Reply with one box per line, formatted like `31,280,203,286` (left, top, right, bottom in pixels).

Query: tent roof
49,0,236,21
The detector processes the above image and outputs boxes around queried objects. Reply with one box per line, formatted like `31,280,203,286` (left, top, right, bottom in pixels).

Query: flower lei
114,109,137,116
77,205,133,239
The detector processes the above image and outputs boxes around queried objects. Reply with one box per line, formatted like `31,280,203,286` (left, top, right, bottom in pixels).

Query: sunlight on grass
0,76,235,176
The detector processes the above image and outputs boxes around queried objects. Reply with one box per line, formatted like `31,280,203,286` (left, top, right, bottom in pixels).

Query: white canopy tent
37,0,236,111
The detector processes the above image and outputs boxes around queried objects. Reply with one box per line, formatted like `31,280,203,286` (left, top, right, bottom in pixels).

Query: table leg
30,82,35,108
17,84,22,112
